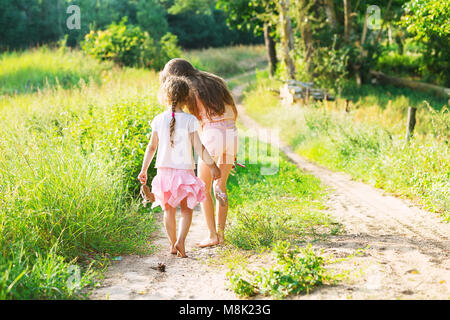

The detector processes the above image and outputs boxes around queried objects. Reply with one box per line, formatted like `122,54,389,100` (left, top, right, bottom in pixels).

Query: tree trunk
396,34,404,55
264,23,278,78
302,19,313,78
355,9,369,86
279,0,296,80
343,0,351,43
324,0,337,29
370,70,450,99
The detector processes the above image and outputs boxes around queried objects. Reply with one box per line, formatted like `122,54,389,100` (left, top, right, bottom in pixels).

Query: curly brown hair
159,58,237,121
160,76,190,147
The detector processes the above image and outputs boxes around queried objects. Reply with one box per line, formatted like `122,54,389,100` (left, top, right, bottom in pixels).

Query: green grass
340,80,447,114
183,45,267,78
227,70,260,90
0,47,112,95
223,135,340,298
242,76,450,220
226,135,338,250
0,45,271,299
0,49,165,299
376,51,422,79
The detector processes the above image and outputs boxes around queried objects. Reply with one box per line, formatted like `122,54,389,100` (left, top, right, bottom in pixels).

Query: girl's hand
210,164,221,181
137,171,147,185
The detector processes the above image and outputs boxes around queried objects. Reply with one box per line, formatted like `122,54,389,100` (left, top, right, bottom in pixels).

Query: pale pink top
196,96,235,125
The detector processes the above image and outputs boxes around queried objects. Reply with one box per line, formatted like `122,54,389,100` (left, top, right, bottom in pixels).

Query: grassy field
223,135,340,298
242,73,449,220
227,135,338,250
0,47,112,95
1,45,326,299
0,46,178,298
183,45,266,78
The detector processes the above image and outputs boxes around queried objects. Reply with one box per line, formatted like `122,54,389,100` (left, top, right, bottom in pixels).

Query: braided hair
160,76,190,147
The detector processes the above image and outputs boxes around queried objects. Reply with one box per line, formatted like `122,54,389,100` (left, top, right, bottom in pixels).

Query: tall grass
226,136,338,250
0,49,164,299
243,76,450,220
183,45,266,78
0,47,112,95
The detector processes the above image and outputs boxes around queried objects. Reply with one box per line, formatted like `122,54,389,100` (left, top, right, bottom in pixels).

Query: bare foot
170,245,177,255
175,242,187,258
195,236,219,248
217,230,225,245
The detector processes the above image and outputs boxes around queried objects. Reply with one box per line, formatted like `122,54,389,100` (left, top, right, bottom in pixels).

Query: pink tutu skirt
151,167,206,210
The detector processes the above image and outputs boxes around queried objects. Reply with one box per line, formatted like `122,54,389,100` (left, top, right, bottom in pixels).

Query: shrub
82,18,181,70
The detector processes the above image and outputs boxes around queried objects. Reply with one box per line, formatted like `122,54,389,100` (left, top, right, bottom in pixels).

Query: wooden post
345,99,350,113
405,107,417,142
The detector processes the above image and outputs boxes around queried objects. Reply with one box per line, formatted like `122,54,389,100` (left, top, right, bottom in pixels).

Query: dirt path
91,209,237,299
233,83,450,299
91,78,449,300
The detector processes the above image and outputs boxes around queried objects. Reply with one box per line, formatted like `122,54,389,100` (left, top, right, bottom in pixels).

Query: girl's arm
190,131,221,180
138,131,159,185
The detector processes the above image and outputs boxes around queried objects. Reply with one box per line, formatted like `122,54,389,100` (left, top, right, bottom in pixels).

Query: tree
137,0,169,40
278,0,296,79
217,0,278,77
400,0,450,85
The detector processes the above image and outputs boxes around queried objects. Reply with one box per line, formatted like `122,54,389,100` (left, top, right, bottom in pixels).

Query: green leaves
228,242,333,298
401,0,450,40
169,0,215,15
399,0,450,85
81,18,181,70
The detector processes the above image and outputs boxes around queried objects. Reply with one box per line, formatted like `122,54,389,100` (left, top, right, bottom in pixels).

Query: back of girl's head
191,70,236,119
159,58,197,84
160,75,190,107
159,76,190,147
160,59,236,120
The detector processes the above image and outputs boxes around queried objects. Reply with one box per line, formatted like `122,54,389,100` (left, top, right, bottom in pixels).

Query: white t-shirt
151,111,200,170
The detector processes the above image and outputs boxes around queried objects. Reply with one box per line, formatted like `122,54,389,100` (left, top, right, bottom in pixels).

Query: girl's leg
214,158,234,244
175,198,193,258
164,205,177,254
196,158,219,247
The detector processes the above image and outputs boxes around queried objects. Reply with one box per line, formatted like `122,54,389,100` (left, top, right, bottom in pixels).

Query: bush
82,18,181,70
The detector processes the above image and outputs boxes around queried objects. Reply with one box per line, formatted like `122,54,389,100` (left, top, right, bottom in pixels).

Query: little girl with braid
138,76,221,257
